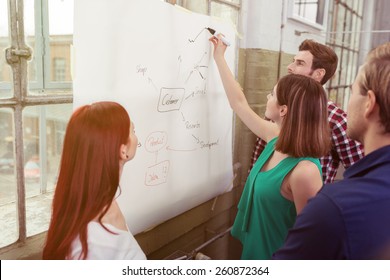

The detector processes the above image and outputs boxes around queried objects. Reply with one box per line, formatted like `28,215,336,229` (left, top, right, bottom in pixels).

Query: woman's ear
280,105,288,117
119,144,128,160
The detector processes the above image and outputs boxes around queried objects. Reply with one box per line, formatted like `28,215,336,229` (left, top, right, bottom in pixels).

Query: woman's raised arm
210,36,278,142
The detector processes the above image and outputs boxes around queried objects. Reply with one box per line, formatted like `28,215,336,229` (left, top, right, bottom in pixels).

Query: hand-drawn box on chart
145,131,168,153
145,160,170,186
157,88,185,112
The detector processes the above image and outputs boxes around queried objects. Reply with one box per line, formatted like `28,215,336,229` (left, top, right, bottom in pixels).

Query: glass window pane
24,0,38,84
48,0,73,84
353,14,362,48
177,0,241,15
225,0,241,4
223,0,240,4
0,108,17,247
179,0,208,14
23,103,72,238
210,2,239,26
0,0,12,98
335,4,346,44
293,0,325,25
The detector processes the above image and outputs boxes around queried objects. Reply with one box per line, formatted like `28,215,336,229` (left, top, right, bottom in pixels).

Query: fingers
209,36,218,46
209,35,225,48
209,35,227,60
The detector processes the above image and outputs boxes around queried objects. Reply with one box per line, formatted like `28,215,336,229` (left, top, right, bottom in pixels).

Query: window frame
325,0,364,110
287,0,329,31
0,0,72,250
40,0,73,90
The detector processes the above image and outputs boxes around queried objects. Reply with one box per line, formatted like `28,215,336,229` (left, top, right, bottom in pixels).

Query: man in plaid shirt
250,40,364,184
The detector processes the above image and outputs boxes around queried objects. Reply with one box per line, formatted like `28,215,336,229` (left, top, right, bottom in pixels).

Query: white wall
240,0,327,53
239,0,283,50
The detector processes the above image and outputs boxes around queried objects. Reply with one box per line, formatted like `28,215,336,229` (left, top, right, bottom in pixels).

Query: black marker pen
206,27,231,46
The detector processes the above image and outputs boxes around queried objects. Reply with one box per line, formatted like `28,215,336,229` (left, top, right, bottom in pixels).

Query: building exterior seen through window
0,0,73,248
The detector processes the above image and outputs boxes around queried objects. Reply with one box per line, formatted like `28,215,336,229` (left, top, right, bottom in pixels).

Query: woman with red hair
43,101,146,260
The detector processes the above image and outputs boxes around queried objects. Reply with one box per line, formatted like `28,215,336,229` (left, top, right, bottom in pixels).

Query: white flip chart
73,0,235,234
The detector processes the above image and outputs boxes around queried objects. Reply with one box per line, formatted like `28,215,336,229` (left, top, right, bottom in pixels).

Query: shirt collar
344,145,390,179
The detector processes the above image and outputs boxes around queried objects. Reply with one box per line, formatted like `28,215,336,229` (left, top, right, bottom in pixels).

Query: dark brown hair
275,74,331,158
299,39,338,85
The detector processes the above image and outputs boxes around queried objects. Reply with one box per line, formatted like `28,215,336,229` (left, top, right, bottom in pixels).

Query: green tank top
231,137,322,259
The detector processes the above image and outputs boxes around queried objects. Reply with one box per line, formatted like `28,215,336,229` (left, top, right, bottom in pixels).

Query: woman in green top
210,36,331,259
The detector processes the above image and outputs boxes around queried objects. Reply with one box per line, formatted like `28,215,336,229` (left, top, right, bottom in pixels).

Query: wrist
214,55,225,64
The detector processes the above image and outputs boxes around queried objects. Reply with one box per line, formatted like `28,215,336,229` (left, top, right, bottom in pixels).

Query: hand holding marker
206,27,231,46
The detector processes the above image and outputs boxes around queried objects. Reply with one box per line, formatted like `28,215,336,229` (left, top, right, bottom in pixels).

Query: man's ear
365,90,377,118
313,68,326,82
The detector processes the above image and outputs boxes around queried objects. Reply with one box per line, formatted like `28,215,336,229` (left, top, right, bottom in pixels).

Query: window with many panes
176,0,240,26
289,0,329,29
326,0,364,110
0,0,73,249
0,0,240,252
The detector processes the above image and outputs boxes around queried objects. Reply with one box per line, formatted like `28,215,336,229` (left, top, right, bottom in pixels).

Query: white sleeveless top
68,222,146,260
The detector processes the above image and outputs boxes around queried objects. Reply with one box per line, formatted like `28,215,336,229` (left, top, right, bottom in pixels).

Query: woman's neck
94,200,128,231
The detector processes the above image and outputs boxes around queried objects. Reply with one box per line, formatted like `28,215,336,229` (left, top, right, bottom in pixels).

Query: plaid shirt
250,101,364,184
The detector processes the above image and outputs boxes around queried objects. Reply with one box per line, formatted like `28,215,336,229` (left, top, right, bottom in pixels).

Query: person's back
232,138,322,259
210,34,331,260
250,40,364,184
69,221,146,260
325,149,390,259
273,42,390,260
43,102,145,260
273,146,390,259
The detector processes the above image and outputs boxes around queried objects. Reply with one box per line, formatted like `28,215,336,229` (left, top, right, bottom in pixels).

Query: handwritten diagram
74,0,235,234
135,28,221,187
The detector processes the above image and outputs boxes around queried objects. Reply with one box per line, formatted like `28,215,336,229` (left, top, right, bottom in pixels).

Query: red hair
43,101,130,259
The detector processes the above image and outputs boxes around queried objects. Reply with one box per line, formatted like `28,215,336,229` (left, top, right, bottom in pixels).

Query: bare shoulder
290,160,321,184
289,160,323,214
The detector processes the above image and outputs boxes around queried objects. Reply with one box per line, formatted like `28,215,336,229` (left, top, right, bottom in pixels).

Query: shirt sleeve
330,107,364,169
250,117,272,171
272,191,347,260
250,137,266,170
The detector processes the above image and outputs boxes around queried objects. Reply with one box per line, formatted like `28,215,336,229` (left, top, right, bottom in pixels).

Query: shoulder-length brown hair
43,101,130,260
275,74,331,158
